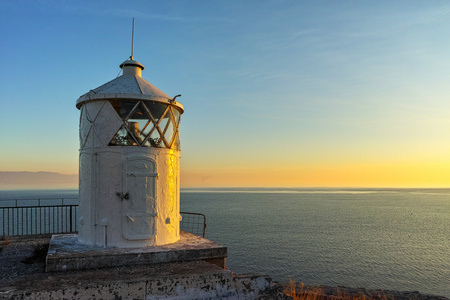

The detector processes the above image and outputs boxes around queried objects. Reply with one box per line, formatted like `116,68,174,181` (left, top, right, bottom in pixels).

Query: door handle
116,192,129,200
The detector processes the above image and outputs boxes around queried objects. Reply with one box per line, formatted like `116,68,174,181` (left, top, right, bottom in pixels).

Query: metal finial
170,95,181,103
131,18,135,60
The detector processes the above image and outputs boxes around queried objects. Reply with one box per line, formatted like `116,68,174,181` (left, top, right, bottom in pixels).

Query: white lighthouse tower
75,56,184,248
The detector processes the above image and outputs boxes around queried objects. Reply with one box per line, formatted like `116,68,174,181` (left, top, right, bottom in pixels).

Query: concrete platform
1,260,279,299
46,231,227,272
0,236,284,299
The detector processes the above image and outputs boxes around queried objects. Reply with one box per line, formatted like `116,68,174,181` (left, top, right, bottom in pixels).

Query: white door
122,157,158,240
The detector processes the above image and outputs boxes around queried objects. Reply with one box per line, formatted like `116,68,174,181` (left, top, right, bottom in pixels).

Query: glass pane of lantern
109,125,138,146
172,107,181,127
144,130,164,147
126,101,152,144
157,115,168,131
145,101,168,123
109,99,139,120
162,111,176,147
156,117,168,147
164,122,175,147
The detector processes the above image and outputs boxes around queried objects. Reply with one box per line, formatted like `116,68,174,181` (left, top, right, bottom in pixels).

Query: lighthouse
7,21,276,299
75,57,184,248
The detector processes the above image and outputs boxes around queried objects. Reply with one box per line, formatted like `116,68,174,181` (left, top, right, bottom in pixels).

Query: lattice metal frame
109,100,181,150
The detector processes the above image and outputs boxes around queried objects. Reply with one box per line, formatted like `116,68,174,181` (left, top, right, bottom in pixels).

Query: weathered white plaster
77,60,183,248
78,146,181,248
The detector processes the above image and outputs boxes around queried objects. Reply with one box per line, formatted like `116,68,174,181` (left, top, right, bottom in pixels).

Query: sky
1,1,449,188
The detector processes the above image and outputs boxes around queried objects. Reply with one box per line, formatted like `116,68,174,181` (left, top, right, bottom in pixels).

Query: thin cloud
0,1,235,24
418,4,450,24
104,8,234,23
104,9,187,22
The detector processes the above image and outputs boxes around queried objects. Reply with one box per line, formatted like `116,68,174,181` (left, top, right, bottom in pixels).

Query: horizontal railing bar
180,211,206,218
0,205,78,209
0,198,78,201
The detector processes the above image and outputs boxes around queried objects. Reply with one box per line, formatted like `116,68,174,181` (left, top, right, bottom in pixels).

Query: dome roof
76,59,183,112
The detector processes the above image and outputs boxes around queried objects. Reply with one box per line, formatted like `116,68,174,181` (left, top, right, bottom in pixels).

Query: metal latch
116,192,129,200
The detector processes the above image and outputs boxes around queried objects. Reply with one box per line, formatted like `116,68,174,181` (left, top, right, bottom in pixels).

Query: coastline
280,281,449,300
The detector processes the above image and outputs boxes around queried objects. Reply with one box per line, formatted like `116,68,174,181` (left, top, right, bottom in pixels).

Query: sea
0,188,449,297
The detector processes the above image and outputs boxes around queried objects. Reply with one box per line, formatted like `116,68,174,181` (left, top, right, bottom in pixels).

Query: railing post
70,206,73,233
203,216,206,238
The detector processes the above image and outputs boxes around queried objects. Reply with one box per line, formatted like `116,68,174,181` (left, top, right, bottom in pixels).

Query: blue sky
1,1,449,187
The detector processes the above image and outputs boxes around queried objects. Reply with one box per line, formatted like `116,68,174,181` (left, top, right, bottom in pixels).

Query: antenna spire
131,18,135,60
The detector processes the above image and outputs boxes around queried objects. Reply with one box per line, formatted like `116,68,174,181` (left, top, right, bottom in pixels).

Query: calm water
1,188,449,296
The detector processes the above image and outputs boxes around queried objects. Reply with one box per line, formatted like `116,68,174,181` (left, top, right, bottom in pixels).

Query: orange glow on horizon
180,162,450,188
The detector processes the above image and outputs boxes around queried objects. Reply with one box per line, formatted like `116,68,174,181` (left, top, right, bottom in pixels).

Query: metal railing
0,198,78,237
0,199,206,238
180,211,207,238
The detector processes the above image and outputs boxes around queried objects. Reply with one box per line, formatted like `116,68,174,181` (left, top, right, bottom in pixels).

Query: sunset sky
1,1,449,188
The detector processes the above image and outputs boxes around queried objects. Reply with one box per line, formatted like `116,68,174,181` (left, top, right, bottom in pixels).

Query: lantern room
76,59,184,248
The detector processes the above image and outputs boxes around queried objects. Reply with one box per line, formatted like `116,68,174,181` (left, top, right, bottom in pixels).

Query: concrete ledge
46,231,227,272
1,260,280,300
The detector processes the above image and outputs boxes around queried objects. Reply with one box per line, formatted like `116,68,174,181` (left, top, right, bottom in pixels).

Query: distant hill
0,171,78,190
